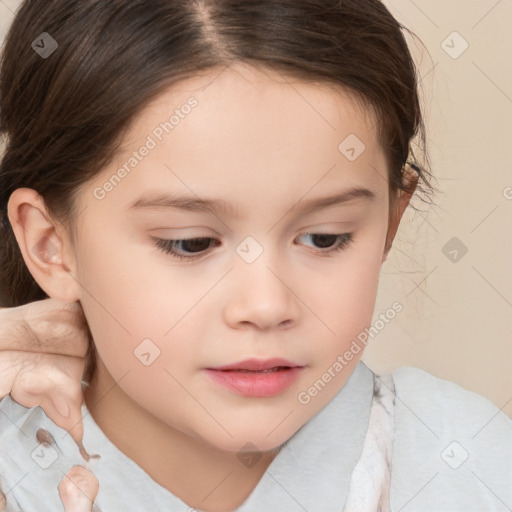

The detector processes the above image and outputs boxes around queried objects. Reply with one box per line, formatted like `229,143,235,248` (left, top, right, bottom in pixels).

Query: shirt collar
81,360,374,511
237,360,374,511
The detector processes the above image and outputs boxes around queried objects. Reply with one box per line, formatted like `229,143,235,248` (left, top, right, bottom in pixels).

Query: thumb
50,393,95,462
52,390,84,442
37,386,87,456
10,356,89,457
58,465,99,512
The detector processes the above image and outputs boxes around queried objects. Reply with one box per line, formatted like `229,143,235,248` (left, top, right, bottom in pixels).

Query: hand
0,298,90,448
58,466,99,512
0,466,100,512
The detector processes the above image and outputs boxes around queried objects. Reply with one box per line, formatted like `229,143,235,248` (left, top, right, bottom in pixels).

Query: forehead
82,63,387,217
121,61,380,156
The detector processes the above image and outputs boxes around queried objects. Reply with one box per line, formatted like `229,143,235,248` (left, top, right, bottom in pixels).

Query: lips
207,358,302,372
204,359,304,397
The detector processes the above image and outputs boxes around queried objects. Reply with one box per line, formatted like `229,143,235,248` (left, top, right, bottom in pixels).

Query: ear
7,188,81,302
382,166,419,263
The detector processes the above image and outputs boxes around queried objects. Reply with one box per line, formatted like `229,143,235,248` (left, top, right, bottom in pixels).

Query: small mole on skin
36,428,101,462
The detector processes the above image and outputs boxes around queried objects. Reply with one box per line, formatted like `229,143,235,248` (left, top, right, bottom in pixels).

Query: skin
7,62,417,511
0,301,98,510
58,465,99,512
0,300,88,448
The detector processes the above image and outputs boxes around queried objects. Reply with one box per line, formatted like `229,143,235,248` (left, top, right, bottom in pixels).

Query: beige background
0,1,511,415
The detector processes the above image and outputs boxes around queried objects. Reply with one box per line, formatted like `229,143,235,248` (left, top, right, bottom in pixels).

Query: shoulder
391,365,512,433
0,394,185,510
388,366,512,510
392,365,511,416
0,392,46,442
0,394,86,510
0,394,50,509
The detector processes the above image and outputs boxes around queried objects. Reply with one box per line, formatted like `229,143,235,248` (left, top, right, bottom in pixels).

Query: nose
222,248,300,331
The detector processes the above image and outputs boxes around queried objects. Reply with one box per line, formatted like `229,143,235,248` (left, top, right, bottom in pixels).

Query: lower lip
204,367,303,397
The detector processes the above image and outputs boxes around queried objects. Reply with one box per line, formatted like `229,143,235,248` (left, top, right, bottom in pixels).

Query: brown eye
153,237,220,260
298,233,353,255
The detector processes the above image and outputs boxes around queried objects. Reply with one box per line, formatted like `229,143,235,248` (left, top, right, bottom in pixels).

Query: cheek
309,243,382,312
74,234,209,385
311,241,384,355
75,224,167,330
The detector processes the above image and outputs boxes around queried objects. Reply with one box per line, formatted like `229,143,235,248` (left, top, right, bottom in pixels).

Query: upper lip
207,358,303,371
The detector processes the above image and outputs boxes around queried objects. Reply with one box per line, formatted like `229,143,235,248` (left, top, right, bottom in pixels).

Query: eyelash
152,232,353,261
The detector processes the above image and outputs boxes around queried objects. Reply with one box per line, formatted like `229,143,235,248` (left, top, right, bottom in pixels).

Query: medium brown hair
0,0,435,381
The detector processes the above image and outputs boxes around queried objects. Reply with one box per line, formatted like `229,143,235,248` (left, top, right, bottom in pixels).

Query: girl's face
70,63,395,453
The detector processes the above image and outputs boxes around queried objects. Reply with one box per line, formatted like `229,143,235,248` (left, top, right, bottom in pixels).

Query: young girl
0,1,511,511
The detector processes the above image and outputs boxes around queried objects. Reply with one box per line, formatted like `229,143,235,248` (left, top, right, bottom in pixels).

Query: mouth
206,358,303,372
220,366,292,373
204,359,305,397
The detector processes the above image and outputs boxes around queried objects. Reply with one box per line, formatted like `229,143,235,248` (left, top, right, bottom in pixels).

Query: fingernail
53,395,70,418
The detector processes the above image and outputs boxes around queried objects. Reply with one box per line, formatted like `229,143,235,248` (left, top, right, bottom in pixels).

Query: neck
83,359,280,512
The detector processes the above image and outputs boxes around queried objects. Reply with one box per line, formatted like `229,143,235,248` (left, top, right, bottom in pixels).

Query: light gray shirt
0,361,511,511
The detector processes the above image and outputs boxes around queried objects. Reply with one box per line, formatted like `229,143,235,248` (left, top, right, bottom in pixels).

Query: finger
0,489,6,512
58,465,99,512
2,299,90,357
8,353,86,449
27,299,90,356
0,349,85,397
0,351,21,398
8,352,84,408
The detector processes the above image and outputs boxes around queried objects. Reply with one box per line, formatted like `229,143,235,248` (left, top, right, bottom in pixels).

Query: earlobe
7,188,81,302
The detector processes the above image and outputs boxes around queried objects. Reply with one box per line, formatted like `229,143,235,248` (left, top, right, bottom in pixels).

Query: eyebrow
128,187,376,218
